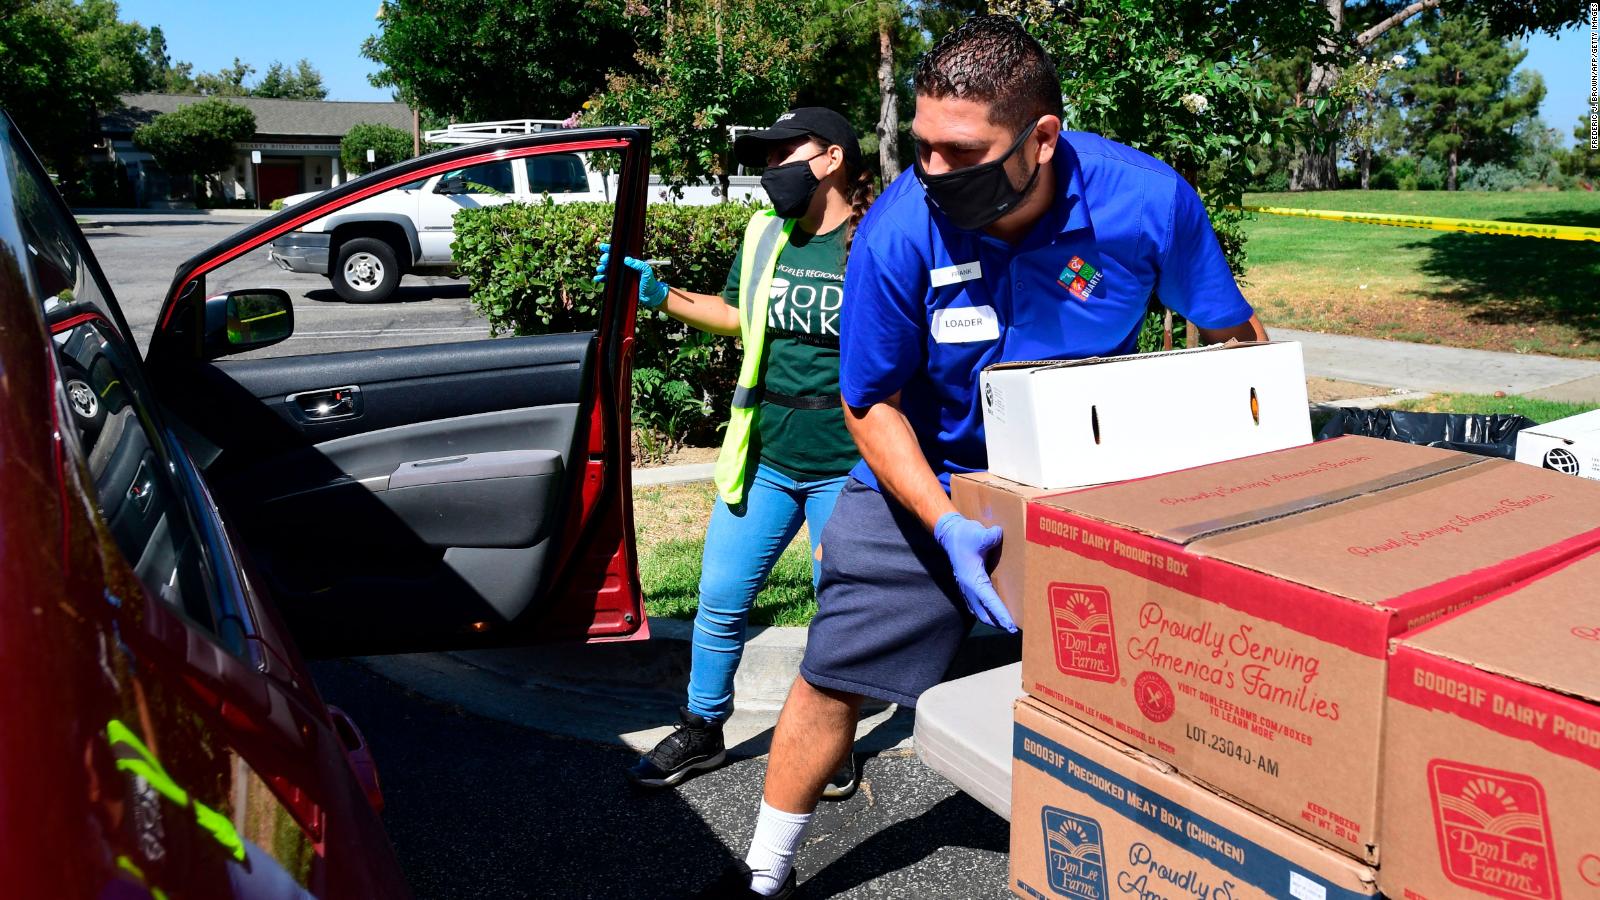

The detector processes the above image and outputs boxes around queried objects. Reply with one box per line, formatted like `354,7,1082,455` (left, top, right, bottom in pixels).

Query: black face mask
761,153,824,220
915,122,1042,231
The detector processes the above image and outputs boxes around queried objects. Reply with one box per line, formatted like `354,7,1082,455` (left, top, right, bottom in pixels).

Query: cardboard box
1380,548,1600,900
1011,697,1379,900
1514,409,1600,480
1017,436,1600,861
979,341,1311,489
951,471,1076,624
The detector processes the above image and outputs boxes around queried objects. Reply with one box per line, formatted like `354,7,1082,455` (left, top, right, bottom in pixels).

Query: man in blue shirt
701,16,1263,897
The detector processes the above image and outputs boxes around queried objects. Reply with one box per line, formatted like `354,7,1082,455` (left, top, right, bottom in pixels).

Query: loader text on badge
1041,806,1108,900
1427,760,1559,900
1049,583,1119,683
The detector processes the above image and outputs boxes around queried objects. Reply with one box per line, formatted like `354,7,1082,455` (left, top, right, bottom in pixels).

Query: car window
3,118,248,656
205,146,619,360
522,154,590,194
442,160,514,195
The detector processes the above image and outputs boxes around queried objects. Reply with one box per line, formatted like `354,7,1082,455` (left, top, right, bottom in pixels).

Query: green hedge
453,200,757,452
454,199,1178,452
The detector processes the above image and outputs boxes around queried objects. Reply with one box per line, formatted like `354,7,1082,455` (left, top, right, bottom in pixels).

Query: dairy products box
1015,436,1600,861
1380,547,1600,900
978,341,1311,489
1011,697,1379,900
1514,408,1600,480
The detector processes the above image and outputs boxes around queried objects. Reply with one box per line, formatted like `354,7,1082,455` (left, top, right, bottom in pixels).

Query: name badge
932,305,1000,344
930,261,983,287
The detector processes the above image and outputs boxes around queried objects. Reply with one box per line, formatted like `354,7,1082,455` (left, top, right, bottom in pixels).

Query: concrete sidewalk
1280,327,1600,401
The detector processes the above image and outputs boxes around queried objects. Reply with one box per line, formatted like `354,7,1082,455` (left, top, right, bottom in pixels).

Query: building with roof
100,93,416,207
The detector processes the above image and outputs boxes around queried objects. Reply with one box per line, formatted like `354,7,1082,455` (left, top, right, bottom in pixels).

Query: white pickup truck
270,119,766,303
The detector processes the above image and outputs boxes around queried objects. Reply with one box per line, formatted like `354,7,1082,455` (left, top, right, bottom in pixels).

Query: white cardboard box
978,341,1311,489
1513,408,1600,479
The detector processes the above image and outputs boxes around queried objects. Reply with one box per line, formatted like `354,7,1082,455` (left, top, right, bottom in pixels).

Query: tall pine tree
1394,14,1543,190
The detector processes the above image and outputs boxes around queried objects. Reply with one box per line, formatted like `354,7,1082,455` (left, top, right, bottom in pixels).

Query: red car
0,112,653,897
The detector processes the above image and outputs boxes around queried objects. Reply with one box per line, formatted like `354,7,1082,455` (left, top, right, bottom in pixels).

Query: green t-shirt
724,221,859,482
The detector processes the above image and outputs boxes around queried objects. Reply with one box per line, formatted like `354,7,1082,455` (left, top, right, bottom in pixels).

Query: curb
1311,391,1432,412
632,462,716,486
442,617,1022,712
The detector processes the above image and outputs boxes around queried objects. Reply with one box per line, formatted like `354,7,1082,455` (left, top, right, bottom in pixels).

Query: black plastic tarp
1316,408,1537,459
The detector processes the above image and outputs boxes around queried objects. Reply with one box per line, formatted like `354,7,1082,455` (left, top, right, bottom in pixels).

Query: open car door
144,127,650,656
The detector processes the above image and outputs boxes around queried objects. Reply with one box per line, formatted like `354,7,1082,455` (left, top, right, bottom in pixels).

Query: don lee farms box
979,341,1311,490
1381,547,1600,900
1019,436,1600,861
1514,409,1600,481
1011,697,1379,900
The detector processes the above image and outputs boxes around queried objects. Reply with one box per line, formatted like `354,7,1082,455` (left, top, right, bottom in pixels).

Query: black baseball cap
734,107,865,170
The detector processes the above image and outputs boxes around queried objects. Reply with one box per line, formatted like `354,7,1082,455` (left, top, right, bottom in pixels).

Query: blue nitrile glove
593,242,668,309
934,512,1017,633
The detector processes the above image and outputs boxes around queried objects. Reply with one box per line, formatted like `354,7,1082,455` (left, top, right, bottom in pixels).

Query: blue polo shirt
840,131,1254,491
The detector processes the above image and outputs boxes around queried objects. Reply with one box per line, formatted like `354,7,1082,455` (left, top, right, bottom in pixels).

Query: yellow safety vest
714,210,795,506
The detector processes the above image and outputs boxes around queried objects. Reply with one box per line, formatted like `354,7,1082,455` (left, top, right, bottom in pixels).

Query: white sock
743,800,813,895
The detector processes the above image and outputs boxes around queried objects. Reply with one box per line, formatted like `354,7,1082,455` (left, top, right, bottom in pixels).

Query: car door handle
286,385,362,422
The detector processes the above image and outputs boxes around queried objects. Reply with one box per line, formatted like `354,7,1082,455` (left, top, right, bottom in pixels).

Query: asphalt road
311,659,1011,900
82,212,491,355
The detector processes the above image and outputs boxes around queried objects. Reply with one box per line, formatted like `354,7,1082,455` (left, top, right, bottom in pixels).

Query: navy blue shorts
800,478,974,708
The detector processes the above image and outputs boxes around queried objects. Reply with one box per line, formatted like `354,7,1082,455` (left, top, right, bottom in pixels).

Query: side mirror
203,289,293,360
434,175,469,195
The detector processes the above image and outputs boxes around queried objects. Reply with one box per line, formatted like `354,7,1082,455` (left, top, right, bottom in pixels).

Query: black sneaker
627,707,726,788
820,756,857,801
694,861,795,898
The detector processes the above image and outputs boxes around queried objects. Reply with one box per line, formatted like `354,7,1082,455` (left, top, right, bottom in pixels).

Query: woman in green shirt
595,108,871,792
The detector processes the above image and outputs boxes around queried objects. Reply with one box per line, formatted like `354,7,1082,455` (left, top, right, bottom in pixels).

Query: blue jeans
686,463,848,723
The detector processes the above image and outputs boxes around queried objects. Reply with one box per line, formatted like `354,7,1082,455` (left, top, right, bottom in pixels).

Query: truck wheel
333,237,401,302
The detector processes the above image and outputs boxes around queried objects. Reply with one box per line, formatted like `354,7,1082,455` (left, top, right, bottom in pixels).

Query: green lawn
1392,392,1598,422
1242,190,1600,358
633,481,819,626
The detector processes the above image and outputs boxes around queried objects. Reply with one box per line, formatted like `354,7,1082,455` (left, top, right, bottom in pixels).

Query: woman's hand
593,242,668,310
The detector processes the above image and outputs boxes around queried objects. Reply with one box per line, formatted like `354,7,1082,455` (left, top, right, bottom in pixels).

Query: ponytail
844,165,875,252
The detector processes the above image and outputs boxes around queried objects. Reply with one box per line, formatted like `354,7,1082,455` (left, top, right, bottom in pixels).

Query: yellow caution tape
1237,204,1600,242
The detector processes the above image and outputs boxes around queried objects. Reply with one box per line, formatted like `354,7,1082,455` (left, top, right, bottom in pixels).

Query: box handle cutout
1249,387,1260,425
1091,405,1101,445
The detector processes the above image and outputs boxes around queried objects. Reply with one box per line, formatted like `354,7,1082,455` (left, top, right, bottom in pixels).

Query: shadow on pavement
798,793,1008,899
305,282,472,305
1407,208,1600,340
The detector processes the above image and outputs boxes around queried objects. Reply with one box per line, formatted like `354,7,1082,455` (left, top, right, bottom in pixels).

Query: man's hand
593,242,668,309
933,512,1016,633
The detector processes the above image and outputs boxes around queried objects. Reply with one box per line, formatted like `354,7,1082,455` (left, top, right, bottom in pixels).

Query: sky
120,2,1593,145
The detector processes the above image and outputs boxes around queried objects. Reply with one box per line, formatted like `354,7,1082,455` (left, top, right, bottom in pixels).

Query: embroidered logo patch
1058,255,1104,301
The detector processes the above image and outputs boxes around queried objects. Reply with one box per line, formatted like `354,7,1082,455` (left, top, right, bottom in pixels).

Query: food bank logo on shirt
1428,760,1559,900
1049,583,1119,683
1042,807,1108,900
1058,256,1103,301
768,275,843,336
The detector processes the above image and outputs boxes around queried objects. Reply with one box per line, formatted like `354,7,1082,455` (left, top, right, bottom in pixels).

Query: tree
193,57,254,96
1005,0,1327,276
1288,0,1582,191
585,0,830,196
133,98,255,199
254,59,328,100
341,122,413,175
1393,14,1543,190
1558,115,1600,182
362,0,641,121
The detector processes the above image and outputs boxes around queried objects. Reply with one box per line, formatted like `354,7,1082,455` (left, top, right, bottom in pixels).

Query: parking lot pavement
83,212,491,355
311,659,1011,900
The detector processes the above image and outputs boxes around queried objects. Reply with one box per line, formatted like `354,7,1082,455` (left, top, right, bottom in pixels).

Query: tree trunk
876,16,901,182
1360,145,1371,189
1290,0,1345,191
1447,146,1458,192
